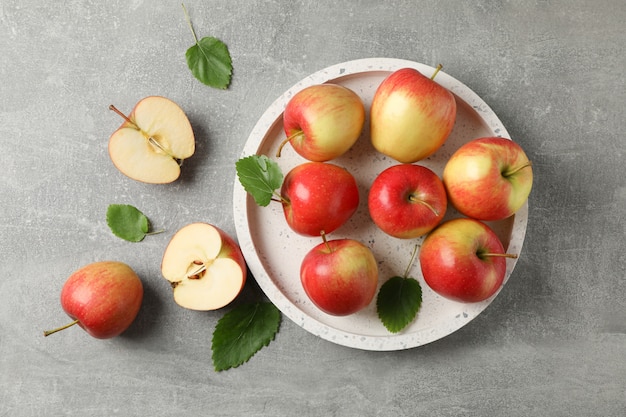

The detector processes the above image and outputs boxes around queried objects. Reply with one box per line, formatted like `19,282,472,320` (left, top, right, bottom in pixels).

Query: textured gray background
1,1,625,416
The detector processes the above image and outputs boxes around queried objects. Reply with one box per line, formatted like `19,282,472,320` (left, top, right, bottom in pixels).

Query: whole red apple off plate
233,58,528,351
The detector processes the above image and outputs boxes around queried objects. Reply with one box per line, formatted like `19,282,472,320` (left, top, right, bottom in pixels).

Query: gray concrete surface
1,1,625,416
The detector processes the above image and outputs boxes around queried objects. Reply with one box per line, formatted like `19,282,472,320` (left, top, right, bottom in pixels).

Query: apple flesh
419,218,517,303
161,223,247,311
443,137,533,221
278,83,365,161
370,66,457,163
281,162,359,237
44,261,143,339
108,96,195,184
300,235,378,316
368,164,447,239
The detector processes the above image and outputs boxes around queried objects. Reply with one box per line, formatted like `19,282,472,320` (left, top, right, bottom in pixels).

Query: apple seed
187,262,207,280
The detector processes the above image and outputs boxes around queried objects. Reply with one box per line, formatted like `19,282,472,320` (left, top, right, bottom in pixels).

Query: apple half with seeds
108,96,195,184
161,223,247,311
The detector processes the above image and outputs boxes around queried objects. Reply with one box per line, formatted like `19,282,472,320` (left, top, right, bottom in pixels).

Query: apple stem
403,244,420,279
408,194,439,216
145,229,165,236
43,319,80,337
109,105,137,128
320,230,332,252
272,191,290,206
482,253,518,259
275,131,304,158
182,3,200,45
503,161,532,178
430,64,443,80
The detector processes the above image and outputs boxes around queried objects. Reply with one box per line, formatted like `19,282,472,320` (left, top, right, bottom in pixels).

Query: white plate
233,58,528,351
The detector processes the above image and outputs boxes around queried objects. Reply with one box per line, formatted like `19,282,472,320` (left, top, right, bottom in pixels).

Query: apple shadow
176,114,212,186
231,266,272,307
118,278,164,341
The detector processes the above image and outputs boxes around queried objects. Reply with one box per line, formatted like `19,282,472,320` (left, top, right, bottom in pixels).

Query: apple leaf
235,155,283,207
183,4,232,89
212,302,281,371
186,37,232,89
106,204,151,242
376,276,422,333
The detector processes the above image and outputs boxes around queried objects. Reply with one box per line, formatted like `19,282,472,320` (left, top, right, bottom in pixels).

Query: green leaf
183,4,232,89
376,276,422,333
212,302,281,371
106,204,150,242
185,37,232,89
235,155,283,207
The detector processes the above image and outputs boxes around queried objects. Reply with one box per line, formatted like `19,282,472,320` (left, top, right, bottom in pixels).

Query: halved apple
161,223,247,311
108,96,195,184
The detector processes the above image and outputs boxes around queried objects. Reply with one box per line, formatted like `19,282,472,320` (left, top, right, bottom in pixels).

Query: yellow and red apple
443,137,533,221
44,261,144,339
278,83,365,161
300,235,378,316
370,67,457,163
419,218,517,303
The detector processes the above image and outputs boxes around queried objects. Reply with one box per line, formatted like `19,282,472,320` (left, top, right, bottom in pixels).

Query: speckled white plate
233,58,528,351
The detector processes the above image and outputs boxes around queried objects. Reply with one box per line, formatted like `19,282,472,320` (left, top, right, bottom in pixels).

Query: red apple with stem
280,162,359,236
368,164,447,239
443,137,533,221
370,65,457,163
419,218,517,303
300,232,379,316
277,83,365,162
44,261,144,339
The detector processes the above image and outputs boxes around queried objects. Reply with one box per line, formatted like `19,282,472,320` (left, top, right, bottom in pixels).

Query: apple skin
213,226,247,275
58,261,143,339
368,164,447,239
281,162,359,236
281,83,365,161
419,218,511,303
443,137,533,221
300,238,378,316
370,67,457,163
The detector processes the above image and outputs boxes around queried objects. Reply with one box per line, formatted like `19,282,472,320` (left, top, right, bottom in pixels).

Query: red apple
300,234,378,316
281,162,359,236
443,137,533,221
419,218,517,303
368,164,447,239
44,261,143,339
277,83,365,161
370,66,457,163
